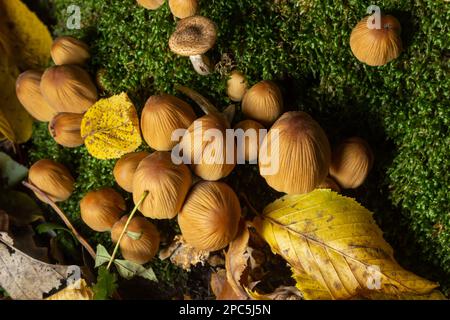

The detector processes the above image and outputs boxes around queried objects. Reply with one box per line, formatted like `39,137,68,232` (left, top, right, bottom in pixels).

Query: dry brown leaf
224,222,251,300
210,269,242,300
81,93,142,159
0,232,80,300
246,285,303,300
159,235,210,271
0,210,9,232
255,189,440,300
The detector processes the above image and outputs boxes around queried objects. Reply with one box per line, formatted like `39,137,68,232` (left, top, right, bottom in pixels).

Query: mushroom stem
189,54,212,76
175,84,219,115
222,104,236,128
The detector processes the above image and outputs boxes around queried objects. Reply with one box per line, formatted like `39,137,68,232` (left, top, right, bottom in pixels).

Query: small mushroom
227,70,248,102
136,0,165,10
113,151,150,192
169,0,198,19
234,120,265,163
169,16,217,75
329,137,374,189
259,111,331,194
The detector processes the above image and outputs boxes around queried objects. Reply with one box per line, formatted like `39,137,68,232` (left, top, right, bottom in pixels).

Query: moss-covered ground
26,0,449,297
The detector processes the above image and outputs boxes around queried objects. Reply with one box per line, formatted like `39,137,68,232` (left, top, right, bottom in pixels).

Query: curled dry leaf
255,189,440,300
81,93,142,159
159,235,210,271
246,285,302,300
0,210,9,232
210,269,242,300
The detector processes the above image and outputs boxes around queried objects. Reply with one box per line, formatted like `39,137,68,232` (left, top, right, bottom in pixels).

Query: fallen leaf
0,0,52,69
92,266,117,300
210,269,242,300
159,235,210,271
246,285,303,300
0,210,9,232
46,279,93,300
225,222,251,300
0,152,28,187
255,189,439,299
81,93,141,159
0,232,81,300
0,190,43,225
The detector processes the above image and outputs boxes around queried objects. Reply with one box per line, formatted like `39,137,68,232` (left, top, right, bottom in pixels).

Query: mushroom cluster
16,36,98,148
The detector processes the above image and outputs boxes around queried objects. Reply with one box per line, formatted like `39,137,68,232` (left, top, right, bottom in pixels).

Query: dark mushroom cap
169,16,217,56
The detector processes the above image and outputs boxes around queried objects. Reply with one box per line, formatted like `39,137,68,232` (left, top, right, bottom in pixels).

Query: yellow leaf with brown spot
0,0,52,69
81,93,142,159
255,189,440,300
46,279,93,300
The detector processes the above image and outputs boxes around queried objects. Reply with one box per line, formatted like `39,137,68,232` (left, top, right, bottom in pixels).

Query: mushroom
169,16,217,75
140,94,196,151
227,70,248,102
259,111,331,194
169,0,198,19
136,0,165,10
329,137,374,188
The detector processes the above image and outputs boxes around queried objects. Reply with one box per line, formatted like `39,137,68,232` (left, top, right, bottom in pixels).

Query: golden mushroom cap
169,15,217,56
111,215,160,265
40,65,98,114
242,80,283,126
113,151,150,193
132,151,192,219
51,36,90,65
350,15,402,66
80,188,126,232
178,181,241,251
141,94,196,151
180,114,236,181
28,159,74,202
169,0,198,19
329,137,374,189
259,111,331,194
15,70,57,122
48,112,84,148
136,0,165,10
227,70,248,102
234,119,265,163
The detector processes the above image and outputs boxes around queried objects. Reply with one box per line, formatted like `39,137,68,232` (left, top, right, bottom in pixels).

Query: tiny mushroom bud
113,151,150,192
40,65,98,114
317,176,341,193
234,119,265,163
141,94,196,151
16,70,57,122
169,16,217,75
350,14,402,66
329,137,374,189
80,188,126,232
51,36,90,65
169,0,198,19
28,159,74,202
227,71,248,102
49,112,84,148
259,111,331,194
242,80,283,126
136,0,165,10
132,151,192,219
111,215,160,265
178,181,241,251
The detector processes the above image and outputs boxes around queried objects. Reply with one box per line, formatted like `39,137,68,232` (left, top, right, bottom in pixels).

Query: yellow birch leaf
46,279,94,300
0,0,52,69
81,93,142,159
255,189,439,300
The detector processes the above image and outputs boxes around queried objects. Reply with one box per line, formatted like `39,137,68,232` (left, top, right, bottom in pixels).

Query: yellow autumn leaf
255,189,440,300
0,0,52,69
46,279,93,300
81,93,142,159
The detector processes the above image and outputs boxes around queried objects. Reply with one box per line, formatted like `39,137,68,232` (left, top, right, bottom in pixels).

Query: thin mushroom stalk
189,54,212,75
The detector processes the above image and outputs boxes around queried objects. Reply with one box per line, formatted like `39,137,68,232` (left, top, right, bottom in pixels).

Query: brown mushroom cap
169,15,217,56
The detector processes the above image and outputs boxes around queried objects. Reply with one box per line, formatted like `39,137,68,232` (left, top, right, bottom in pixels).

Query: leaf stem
106,191,149,270
22,181,96,259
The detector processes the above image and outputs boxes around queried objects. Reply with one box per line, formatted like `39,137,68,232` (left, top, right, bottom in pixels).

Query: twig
106,191,149,270
22,181,96,260
240,192,260,216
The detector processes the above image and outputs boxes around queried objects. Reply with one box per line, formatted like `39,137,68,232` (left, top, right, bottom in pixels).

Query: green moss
29,0,449,295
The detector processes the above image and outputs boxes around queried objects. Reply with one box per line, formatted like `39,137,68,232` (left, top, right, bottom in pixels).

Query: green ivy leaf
0,152,28,188
0,190,43,225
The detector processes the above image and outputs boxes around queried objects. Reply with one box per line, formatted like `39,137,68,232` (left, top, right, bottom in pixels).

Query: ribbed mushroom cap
178,181,241,251
141,94,196,151
169,16,217,56
350,15,402,66
259,111,331,194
